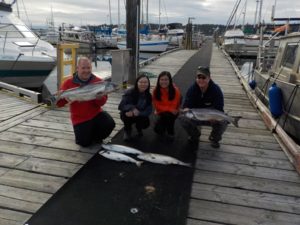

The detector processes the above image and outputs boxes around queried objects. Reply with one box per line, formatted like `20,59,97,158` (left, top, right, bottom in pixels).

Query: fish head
183,110,195,119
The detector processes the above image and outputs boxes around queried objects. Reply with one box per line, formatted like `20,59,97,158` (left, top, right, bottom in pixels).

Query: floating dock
0,43,299,225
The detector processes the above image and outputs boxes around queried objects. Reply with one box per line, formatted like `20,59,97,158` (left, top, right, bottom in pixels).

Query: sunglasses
196,75,207,80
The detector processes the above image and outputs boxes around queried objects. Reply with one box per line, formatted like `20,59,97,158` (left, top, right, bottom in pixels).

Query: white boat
60,26,100,49
166,23,184,46
254,32,300,141
222,29,246,55
0,1,56,89
117,39,169,53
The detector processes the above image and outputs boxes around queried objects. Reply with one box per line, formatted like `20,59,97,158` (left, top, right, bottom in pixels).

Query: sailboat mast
253,0,259,29
118,0,120,28
158,0,161,29
257,0,264,68
109,0,112,25
242,0,247,31
146,0,148,25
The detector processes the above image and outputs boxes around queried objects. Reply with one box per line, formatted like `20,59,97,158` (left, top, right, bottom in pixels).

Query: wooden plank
21,120,74,132
193,170,300,197
191,183,300,214
186,219,222,225
0,184,50,204
42,110,69,118
0,170,67,193
0,107,47,132
0,131,99,153
197,150,293,170
195,159,300,183
201,129,276,143
0,218,24,225
197,142,287,160
16,157,83,177
8,125,74,140
0,208,31,225
200,134,282,150
189,199,300,225
0,140,93,164
0,152,27,168
0,195,41,214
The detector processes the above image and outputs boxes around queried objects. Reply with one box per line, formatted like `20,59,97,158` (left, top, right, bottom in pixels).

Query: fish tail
232,116,242,127
183,162,192,167
136,161,143,167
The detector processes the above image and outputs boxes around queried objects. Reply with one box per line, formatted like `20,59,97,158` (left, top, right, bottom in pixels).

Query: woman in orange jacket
152,71,181,139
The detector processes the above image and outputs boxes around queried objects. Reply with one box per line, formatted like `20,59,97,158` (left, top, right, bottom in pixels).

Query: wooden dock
0,46,300,225
186,45,300,225
0,49,196,225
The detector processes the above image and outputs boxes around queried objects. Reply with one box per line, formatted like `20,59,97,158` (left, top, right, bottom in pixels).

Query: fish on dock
137,153,192,167
48,81,119,105
99,150,143,167
182,108,241,127
101,144,144,155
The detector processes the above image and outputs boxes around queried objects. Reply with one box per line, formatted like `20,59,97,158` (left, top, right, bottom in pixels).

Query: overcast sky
11,0,300,27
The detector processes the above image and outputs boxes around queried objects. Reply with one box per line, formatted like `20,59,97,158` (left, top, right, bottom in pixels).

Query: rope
274,84,299,131
255,76,270,105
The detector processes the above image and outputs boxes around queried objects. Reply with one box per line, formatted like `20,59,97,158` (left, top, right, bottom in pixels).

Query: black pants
179,116,228,142
154,112,178,135
120,113,150,132
73,111,115,147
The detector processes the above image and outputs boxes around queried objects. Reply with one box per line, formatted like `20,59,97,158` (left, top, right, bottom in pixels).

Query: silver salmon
101,144,143,155
48,81,118,106
182,108,241,127
99,150,143,167
137,153,191,167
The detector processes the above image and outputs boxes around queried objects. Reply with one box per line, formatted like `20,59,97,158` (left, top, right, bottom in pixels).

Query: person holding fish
118,73,152,141
56,57,115,147
179,66,228,148
152,71,181,140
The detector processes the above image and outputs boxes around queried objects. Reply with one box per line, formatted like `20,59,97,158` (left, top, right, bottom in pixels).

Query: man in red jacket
56,57,115,147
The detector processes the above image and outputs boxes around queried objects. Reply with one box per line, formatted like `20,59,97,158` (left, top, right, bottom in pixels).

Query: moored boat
0,1,56,89
222,29,246,56
254,32,300,141
117,39,169,53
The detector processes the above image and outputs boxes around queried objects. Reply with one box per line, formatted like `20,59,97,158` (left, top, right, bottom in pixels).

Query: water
43,49,158,95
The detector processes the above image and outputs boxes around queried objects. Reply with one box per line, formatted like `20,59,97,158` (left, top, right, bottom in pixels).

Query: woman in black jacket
118,74,152,141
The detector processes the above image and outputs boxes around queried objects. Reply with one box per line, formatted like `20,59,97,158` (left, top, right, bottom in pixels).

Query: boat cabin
269,32,300,84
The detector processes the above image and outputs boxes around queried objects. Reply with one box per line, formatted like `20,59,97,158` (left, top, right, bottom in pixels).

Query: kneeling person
56,57,115,147
179,66,227,148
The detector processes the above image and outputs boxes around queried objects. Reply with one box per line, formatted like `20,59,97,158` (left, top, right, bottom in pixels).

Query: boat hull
0,56,56,88
117,40,169,53
254,71,300,141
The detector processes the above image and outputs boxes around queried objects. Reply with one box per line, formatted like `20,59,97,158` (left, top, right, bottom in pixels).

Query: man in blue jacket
179,66,228,148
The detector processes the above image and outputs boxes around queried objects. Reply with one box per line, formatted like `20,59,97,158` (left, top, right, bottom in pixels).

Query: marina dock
0,43,300,225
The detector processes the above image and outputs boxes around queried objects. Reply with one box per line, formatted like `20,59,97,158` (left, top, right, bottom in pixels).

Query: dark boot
123,130,132,141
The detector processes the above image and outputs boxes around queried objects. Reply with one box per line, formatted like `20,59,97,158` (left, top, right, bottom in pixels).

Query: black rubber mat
26,41,213,225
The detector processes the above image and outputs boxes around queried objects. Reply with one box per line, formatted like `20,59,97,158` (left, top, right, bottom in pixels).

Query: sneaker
123,131,131,141
211,141,220,148
209,135,220,148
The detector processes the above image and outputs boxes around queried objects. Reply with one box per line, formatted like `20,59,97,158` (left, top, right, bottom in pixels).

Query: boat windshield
282,43,298,69
0,24,35,38
15,25,36,38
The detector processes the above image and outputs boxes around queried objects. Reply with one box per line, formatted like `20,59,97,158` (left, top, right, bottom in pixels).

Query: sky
10,0,300,27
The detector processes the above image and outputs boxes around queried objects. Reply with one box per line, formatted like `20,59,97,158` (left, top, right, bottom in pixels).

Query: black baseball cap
196,66,210,77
